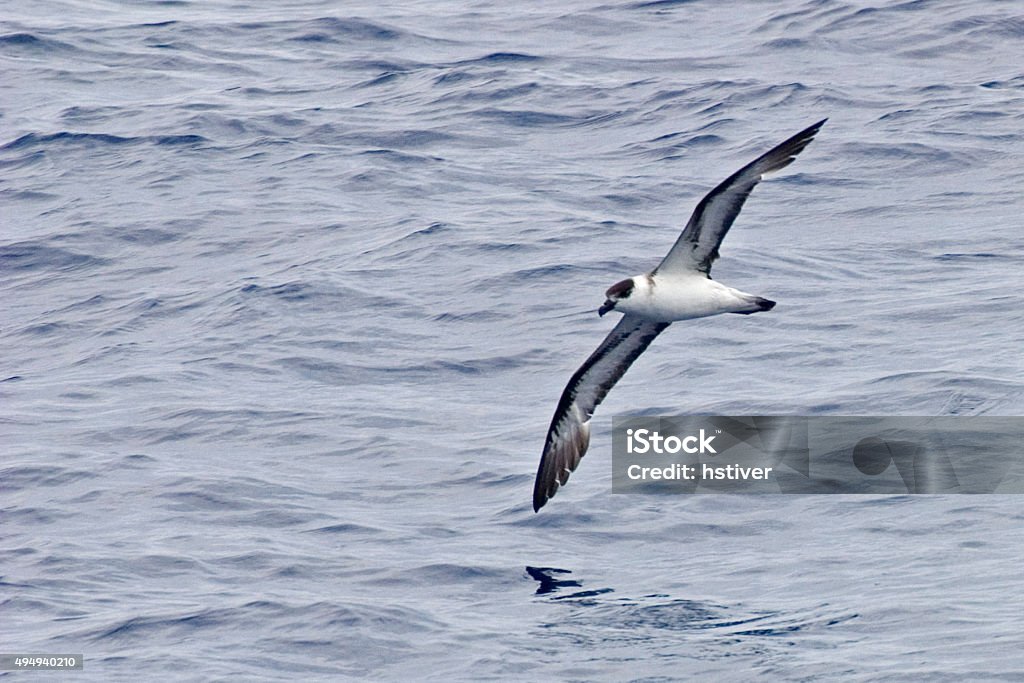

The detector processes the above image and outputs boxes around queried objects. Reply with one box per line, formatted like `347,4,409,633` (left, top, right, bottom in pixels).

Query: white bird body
612,274,772,322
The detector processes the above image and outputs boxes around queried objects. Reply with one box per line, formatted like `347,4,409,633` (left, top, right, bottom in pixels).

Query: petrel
533,119,826,512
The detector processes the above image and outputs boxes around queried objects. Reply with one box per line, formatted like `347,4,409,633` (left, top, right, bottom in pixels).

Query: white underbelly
628,278,754,322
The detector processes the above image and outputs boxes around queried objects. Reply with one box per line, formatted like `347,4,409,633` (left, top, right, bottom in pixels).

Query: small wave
762,37,809,49
239,281,315,302
431,310,506,323
980,76,1024,90
287,16,403,42
0,187,55,201
398,563,507,584
454,52,544,66
628,0,701,9
933,252,1005,261
2,132,132,150
1,465,97,492
0,241,105,272
627,132,725,159
357,149,443,164
92,608,232,643
472,108,595,128
0,32,78,53
1,131,207,151
306,523,381,535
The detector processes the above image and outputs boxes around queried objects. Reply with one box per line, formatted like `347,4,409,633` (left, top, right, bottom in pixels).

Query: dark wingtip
532,484,549,512
798,118,827,146
532,462,551,512
789,118,827,149
756,118,827,177
804,119,827,144
802,118,828,137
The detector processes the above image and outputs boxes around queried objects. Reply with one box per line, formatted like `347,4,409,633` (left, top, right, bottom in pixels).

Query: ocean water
3,0,1024,679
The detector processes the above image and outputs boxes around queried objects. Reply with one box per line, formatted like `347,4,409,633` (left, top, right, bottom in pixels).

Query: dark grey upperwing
533,315,671,512
654,119,826,277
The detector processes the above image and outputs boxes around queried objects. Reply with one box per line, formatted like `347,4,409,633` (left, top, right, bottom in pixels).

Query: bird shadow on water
524,566,859,644
525,566,612,598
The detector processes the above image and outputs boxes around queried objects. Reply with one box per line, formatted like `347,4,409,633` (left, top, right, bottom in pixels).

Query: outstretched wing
655,119,826,277
533,315,670,512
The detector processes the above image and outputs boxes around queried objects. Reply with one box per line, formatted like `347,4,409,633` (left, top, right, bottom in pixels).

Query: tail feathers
731,296,776,315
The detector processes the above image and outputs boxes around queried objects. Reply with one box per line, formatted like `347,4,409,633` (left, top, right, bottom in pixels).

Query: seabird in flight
533,119,826,511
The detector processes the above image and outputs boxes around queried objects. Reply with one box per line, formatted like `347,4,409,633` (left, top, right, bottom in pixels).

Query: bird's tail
731,295,776,315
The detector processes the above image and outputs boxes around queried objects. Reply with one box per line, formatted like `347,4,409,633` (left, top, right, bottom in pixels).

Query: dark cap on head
605,278,635,299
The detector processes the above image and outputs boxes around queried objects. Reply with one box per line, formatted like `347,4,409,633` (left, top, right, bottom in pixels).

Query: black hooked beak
598,299,615,317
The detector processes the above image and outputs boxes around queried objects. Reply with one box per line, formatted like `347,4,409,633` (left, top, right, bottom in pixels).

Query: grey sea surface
3,0,1023,680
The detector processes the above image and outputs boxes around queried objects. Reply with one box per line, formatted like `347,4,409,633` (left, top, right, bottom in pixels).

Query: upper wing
533,315,670,512
654,119,826,277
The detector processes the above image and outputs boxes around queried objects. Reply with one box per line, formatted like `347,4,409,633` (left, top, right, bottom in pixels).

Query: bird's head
599,277,637,317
